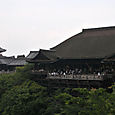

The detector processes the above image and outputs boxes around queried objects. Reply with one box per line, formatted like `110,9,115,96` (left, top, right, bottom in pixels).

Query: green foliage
0,64,114,115
15,64,34,79
0,73,25,97
0,81,48,115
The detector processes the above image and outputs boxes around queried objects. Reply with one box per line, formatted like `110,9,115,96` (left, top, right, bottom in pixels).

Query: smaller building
0,47,27,73
0,47,6,53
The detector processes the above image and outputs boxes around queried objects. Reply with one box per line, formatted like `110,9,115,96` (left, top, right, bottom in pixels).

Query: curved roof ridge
51,32,82,50
82,26,115,32
40,49,56,52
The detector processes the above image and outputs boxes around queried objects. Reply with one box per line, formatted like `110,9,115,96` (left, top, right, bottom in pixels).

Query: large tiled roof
51,26,115,59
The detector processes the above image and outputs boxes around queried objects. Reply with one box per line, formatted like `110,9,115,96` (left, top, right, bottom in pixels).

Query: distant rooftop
0,47,6,53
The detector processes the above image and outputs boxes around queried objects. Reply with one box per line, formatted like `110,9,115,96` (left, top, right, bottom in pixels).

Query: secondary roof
0,47,6,53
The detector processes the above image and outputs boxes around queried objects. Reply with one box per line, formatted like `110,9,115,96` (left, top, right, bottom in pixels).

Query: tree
0,80,48,115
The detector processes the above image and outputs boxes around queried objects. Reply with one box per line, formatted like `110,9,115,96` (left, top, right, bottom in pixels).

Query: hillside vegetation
0,64,114,115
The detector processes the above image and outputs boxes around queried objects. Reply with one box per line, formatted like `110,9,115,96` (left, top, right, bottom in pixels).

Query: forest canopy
0,65,114,115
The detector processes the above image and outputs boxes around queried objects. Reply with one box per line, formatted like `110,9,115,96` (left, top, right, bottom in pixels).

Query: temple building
27,26,115,88
27,26,115,72
0,47,27,73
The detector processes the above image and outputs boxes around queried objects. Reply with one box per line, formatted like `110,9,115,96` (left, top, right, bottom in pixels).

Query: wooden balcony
47,74,104,81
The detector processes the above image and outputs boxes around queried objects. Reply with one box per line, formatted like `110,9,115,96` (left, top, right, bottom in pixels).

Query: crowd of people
48,66,114,77
32,64,114,80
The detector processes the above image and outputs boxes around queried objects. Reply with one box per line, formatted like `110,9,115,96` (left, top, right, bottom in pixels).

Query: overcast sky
0,0,115,57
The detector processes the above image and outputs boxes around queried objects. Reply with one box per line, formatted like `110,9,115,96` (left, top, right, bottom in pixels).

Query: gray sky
0,0,115,57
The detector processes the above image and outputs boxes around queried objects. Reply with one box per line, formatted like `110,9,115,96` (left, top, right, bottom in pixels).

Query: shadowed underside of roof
51,26,115,59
